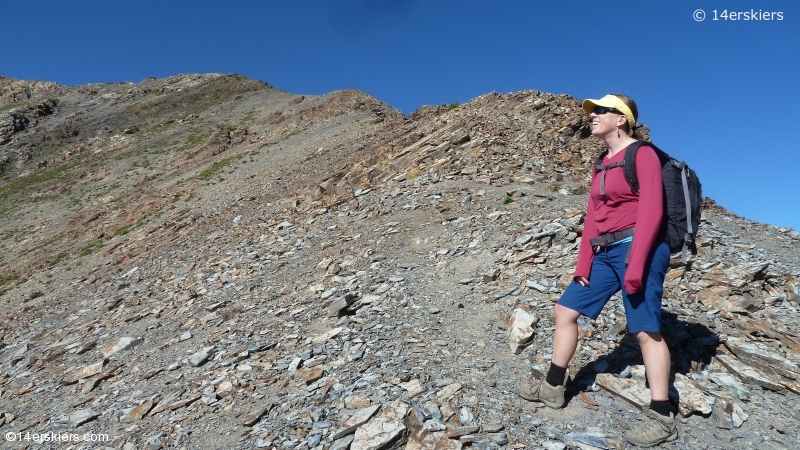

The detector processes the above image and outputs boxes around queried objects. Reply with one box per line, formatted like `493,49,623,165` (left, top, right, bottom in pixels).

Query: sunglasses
594,106,622,115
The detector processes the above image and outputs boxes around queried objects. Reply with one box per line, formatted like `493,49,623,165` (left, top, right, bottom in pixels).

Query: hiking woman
514,94,676,447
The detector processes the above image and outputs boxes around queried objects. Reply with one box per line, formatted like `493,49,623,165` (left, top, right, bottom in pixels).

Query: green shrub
79,240,105,257
0,272,18,287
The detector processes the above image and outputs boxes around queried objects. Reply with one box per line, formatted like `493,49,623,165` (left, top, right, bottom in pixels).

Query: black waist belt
589,227,635,247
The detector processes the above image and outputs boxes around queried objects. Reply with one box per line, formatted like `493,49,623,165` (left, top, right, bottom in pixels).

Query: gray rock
507,308,536,354
329,435,355,450
458,406,474,426
188,347,215,367
332,405,381,439
67,409,99,427
101,336,143,357
711,402,733,429
423,418,446,431
351,399,409,450
459,432,508,445
564,431,623,449
710,373,751,400
716,354,786,392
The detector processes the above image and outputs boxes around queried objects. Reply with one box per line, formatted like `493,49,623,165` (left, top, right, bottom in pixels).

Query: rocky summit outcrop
0,73,799,450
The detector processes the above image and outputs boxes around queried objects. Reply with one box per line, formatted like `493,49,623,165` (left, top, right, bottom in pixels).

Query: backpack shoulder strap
623,141,645,191
594,150,627,196
594,150,609,174
623,140,670,191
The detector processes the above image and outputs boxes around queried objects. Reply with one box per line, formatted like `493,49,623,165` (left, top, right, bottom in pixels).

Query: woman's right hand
574,276,589,287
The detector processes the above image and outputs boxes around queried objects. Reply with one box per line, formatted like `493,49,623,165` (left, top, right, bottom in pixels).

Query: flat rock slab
242,405,271,426
67,409,99,427
716,354,786,392
344,394,372,409
436,383,462,401
351,400,410,450
169,395,201,411
149,393,181,416
564,431,623,449
62,360,105,385
670,374,712,416
724,337,800,379
296,367,324,385
783,380,800,395
120,400,154,422
215,380,233,397
446,426,480,438
398,379,424,398
595,374,649,410
330,435,355,450
327,298,351,317
101,336,143,357
709,373,751,401
408,426,462,450
597,373,712,416
333,404,381,439
459,433,508,445
313,327,344,345
188,347,215,367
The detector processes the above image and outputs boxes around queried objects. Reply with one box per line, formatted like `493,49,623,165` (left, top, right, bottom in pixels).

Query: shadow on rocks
565,310,720,408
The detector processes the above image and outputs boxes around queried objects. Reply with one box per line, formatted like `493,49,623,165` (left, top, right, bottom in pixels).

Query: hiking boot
624,410,678,447
513,370,568,408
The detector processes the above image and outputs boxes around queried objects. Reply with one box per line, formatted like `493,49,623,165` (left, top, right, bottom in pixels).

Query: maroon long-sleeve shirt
575,144,664,294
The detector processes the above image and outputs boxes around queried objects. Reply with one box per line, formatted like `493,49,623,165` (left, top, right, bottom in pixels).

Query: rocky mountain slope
0,73,799,450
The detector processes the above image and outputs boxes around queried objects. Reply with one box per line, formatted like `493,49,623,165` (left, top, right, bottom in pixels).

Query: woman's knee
634,330,663,345
554,304,580,325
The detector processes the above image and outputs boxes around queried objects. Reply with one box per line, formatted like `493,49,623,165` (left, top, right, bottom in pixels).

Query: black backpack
595,141,702,263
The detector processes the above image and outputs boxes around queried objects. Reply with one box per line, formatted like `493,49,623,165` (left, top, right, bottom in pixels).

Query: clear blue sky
3,1,799,231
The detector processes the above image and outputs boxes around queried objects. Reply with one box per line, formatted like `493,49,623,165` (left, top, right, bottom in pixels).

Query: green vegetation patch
77,215,150,258
19,231,69,257
194,153,246,182
0,272,18,288
24,291,44,302
0,229,20,241
0,102,25,113
0,163,71,201
131,159,152,169
171,129,215,153
79,240,105,257
111,218,147,238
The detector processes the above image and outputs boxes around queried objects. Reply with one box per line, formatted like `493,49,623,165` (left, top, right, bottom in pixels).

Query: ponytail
630,123,647,141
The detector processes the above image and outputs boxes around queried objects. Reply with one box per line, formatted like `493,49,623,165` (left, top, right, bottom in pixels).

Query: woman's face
590,108,624,139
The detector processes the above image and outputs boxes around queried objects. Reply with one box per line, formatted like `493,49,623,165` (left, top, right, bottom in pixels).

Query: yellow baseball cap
582,95,636,129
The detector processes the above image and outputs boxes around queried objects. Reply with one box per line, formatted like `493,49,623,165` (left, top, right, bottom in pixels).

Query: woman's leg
552,304,581,368
619,241,671,401
636,331,671,400
622,242,678,447
515,292,600,408
515,250,618,407
514,303,580,408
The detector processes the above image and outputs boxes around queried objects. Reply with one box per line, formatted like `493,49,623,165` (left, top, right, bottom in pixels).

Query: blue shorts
557,240,670,333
